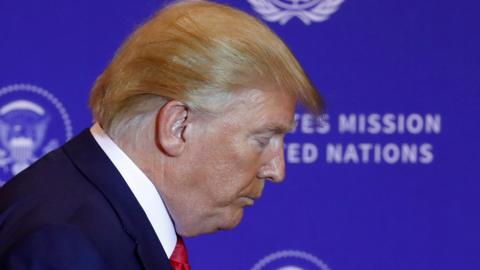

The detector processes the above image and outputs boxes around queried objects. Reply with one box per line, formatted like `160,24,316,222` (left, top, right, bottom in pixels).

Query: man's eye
256,137,271,148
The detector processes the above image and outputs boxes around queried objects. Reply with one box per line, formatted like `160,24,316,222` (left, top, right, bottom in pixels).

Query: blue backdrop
1,0,479,269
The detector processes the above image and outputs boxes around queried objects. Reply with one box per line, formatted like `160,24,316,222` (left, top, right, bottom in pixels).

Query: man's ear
156,100,189,157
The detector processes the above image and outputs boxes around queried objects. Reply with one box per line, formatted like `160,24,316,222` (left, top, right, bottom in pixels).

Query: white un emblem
0,84,73,186
247,0,344,25
251,250,332,270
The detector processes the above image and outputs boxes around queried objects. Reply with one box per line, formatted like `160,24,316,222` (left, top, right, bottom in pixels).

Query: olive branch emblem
247,0,344,25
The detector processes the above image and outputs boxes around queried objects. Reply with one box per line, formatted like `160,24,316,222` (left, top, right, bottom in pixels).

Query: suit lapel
62,129,173,270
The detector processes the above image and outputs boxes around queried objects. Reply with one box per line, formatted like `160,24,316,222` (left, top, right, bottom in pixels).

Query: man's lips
241,195,261,206
240,183,264,206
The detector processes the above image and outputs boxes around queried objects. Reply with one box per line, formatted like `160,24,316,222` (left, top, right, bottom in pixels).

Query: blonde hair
89,0,323,136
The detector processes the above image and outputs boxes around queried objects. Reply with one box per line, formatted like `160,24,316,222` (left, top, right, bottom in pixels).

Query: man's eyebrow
256,120,296,134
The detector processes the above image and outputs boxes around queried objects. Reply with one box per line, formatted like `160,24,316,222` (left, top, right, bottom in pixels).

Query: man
0,0,322,269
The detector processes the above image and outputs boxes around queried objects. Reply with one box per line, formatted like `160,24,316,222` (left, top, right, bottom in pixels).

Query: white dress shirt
90,123,177,258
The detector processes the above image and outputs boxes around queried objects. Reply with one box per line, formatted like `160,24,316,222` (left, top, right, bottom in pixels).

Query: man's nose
259,143,286,183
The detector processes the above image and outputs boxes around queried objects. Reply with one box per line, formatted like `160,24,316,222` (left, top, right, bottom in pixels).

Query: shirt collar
90,123,177,258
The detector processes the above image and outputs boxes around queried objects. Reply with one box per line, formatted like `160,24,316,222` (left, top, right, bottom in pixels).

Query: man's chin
177,208,245,236
221,207,245,230
208,207,246,233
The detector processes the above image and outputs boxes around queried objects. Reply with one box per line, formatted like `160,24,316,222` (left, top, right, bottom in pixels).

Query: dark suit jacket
0,129,173,270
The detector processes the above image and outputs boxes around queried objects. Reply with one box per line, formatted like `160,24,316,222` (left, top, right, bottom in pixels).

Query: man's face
164,88,296,236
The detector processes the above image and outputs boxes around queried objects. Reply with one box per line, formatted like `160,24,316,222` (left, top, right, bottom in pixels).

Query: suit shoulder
0,147,123,256
0,147,81,198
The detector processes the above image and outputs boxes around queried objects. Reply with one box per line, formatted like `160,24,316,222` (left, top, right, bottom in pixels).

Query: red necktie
169,236,191,270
